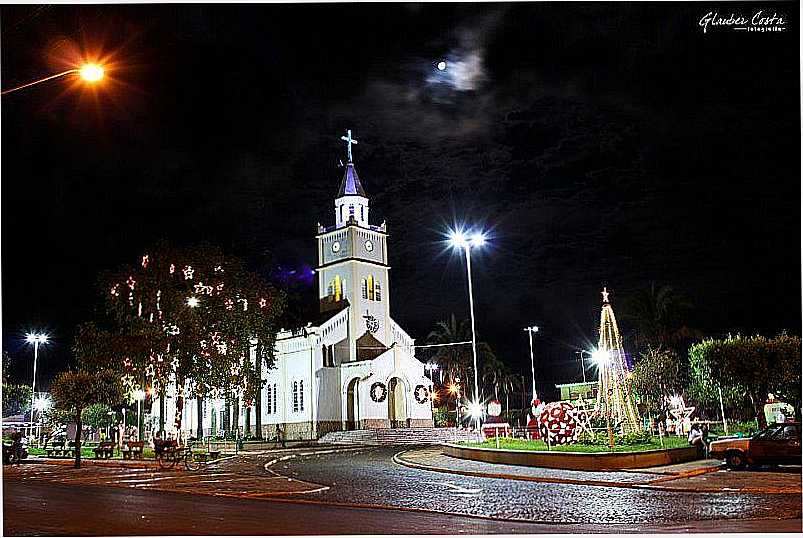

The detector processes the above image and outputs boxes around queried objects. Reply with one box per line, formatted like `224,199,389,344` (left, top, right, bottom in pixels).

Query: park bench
122,441,144,460
46,440,66,458
93,441,115,459
47,441,77,458
191,450,221,463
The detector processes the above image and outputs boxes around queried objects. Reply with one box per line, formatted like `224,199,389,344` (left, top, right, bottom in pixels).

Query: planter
443,443,700,471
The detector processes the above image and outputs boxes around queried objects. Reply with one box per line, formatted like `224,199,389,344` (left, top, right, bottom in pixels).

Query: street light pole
26,333,49,434
577,350,589,384
463,244,480,424
31,339,39,427
524,326,539,401
1,64,105,96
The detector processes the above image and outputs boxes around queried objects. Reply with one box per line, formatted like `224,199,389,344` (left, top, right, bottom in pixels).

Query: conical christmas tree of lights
594,287,642,433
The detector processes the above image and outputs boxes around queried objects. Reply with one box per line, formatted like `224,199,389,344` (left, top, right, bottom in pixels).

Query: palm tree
622,282,699,355
427,314,497,401
481,355,506,400
500,371,525,425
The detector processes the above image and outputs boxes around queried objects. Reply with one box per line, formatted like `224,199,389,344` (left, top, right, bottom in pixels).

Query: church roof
356,331,387,361
337,163,367,198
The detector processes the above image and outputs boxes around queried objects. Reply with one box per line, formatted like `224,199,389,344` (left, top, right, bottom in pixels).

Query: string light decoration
593,287,642,433
74,243,286,435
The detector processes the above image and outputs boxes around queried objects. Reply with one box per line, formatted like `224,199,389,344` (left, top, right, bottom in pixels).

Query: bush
730,420,759,436
434,406,452,427
616,430,654,446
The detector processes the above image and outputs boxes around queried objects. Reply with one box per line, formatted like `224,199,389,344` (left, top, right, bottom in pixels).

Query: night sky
2,3,800,400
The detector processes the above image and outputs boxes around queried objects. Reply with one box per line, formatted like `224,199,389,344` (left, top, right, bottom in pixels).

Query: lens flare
79,63,104,83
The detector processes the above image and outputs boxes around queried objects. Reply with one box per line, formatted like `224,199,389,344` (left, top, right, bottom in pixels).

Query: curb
29,457,161,469
647,465,723,484
392,449,793,495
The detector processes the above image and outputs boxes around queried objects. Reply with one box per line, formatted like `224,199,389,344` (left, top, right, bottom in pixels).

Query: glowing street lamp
447,226,488,434
591,349,610,368
133,389,146,441
591,348,615,449
2,63,105,96
25,332,49,428
467,401,483,419
425,362,439,383
78,63,104,82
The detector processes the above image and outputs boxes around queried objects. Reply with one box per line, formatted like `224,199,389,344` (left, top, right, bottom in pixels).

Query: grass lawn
464,436,689,453
29,445,158,460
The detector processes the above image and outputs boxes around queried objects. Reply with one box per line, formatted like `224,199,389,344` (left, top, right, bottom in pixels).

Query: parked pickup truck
709,422,801,469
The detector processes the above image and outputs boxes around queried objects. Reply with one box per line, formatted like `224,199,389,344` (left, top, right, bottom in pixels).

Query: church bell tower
316,130,390,362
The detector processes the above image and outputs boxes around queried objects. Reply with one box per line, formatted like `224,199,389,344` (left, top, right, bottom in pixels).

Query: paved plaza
4,445,800,534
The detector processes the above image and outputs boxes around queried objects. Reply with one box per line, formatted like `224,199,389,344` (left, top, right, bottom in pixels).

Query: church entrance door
388,377,408,428
346,378,360,430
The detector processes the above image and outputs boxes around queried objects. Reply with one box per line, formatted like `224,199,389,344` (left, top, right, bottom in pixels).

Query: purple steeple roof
337,162,367,197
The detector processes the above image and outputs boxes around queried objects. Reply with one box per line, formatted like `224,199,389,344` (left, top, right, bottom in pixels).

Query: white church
155,131,434,440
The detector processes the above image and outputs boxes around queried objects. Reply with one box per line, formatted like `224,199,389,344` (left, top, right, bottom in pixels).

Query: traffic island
443,442,701,471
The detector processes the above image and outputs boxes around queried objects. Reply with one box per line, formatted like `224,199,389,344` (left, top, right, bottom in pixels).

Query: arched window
374,280,382,301
349,205,355,219
367,275,374,301
361,278,368,299
328,275,343,301
360,205,364,221
267,384,273,414
339,205,343,222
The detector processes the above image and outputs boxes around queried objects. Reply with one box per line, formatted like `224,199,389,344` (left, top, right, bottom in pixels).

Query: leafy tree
688,334,801,421
2,383,32,417
76,243,285,438
81,403,115,432
50,369,124,468
629,347,688,415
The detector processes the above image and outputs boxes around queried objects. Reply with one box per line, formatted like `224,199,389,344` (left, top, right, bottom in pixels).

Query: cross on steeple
601,287,610,303
340,129,358,163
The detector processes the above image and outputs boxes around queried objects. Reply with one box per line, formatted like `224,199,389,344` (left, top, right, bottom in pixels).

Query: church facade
155,134,434,440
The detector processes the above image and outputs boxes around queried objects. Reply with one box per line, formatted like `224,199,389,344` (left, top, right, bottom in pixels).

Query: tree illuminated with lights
75,243,285,436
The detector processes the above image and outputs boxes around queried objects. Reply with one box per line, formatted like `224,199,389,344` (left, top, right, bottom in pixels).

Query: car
709,422,801,469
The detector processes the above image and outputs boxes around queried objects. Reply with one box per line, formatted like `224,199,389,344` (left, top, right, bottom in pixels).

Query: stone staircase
318,427,477,446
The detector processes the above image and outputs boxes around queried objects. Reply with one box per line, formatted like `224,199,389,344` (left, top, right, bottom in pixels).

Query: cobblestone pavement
660,466,802,494
273,446,802,525
3,452,329,499
6,445,801,529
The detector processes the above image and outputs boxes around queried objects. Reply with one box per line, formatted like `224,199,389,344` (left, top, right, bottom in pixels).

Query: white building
155,134,434,440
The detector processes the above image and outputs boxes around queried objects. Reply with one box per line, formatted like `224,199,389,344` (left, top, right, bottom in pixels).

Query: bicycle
156,443,202,471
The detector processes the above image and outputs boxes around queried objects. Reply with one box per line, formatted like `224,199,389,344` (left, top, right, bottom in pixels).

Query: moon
436,60,447,71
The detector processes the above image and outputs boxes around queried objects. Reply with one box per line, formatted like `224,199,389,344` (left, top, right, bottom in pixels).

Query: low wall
442,443,700,471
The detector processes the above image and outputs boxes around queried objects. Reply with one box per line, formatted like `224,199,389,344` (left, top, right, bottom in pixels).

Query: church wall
351,263,390,346
316,366,343,423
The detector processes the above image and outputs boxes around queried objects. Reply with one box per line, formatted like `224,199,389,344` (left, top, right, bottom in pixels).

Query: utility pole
524,326,539,401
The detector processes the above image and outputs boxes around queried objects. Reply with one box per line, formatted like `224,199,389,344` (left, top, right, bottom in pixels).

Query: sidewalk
25,456,161,469
393,446,799,494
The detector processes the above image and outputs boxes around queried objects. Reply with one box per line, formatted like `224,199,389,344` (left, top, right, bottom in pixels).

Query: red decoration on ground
538,401,585,445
